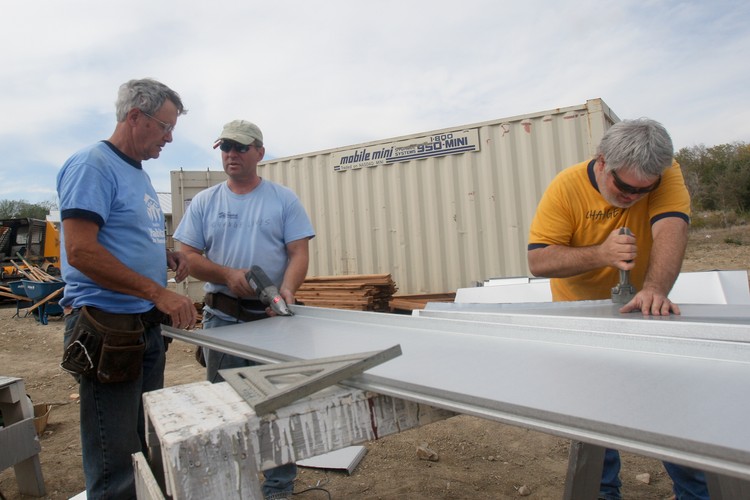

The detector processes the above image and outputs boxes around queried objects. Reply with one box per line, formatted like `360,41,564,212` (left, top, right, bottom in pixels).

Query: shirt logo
144,194,162,223
585,208,621,221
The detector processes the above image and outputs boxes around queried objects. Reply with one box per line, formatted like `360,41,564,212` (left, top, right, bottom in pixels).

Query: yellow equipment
0,218,61,282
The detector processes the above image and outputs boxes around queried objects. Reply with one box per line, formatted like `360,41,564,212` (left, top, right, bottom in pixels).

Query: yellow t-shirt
527,159,691,301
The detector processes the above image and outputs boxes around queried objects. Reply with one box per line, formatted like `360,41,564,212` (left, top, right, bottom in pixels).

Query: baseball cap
214,120,264,147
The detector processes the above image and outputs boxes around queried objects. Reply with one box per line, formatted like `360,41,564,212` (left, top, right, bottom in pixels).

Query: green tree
0,199,57,219
676,142,750,213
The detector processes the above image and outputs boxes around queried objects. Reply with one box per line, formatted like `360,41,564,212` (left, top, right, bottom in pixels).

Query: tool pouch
61,306,145,383
61,306,105,379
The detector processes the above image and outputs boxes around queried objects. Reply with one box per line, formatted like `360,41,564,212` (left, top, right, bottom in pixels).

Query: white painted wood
143,382,263,499
0,377,45,496
132,452,165,500
143,381,454,499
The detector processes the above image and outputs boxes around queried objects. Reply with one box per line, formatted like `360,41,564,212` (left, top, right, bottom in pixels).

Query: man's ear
594,156,606,173
126,108,141,127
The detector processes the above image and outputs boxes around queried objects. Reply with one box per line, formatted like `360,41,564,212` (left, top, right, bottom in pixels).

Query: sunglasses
219,140,254,154
611,170,661,195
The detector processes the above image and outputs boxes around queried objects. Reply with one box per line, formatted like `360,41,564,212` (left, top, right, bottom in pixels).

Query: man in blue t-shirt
174,119,315,499
57,78,197,499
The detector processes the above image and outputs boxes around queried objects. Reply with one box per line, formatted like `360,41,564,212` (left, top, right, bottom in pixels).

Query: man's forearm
281,256,309,295
642,218,688,295
280,239,310,295
182,252,231,284
527,244,605,278
73,247,165,301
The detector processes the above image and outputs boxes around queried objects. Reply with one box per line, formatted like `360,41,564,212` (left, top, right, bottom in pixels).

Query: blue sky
1,0,748,204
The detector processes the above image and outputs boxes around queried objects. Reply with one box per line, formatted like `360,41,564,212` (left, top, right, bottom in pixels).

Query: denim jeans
203,313,297,498
599,448,709,500
599,448,622,500
663,461,710,500
64,310,166,500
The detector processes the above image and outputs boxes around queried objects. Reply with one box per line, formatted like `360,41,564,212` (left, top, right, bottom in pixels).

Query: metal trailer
170,98,619,301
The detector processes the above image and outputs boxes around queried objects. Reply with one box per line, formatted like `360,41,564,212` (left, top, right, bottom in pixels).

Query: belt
70,306,170,327
141,307,171,327
204,292,268,322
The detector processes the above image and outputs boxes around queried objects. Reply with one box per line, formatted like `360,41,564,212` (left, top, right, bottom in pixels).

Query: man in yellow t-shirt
528,118,690,313
527,118,707,500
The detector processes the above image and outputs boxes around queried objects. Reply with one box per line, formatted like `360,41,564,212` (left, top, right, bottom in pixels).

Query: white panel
454,270,750,305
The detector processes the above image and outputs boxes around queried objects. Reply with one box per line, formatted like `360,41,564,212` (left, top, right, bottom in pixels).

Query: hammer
610,227,636,304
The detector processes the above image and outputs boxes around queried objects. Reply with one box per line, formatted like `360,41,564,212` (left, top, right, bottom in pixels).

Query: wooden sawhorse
0,376,45,497
137,381,454,499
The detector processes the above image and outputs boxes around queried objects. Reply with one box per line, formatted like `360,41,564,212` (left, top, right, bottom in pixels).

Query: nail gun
245,265,293,316
610,227,637,304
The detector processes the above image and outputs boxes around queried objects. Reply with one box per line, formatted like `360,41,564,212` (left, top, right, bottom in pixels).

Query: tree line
1,141,747,221
0,199,57,219
677,141,750,215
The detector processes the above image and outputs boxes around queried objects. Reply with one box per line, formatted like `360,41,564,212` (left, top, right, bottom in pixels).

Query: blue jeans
203,313,297,498
64,310,166,500
600,448,709,500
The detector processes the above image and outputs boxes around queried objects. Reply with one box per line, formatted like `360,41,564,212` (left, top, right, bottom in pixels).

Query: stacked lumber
389,293,456,313
296,274,398,311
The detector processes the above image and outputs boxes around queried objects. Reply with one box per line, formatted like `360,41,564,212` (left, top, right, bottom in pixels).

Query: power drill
245,265,293,316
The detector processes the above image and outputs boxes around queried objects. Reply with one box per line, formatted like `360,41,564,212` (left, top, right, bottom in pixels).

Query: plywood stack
389,293,456,313
296,274,398,311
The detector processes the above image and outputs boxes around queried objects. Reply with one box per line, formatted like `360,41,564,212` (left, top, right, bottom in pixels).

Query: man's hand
620,286,681,316
262,287,296,317
224,267,254,297
167,250,190,282
601,228,638,271
153,288,198,329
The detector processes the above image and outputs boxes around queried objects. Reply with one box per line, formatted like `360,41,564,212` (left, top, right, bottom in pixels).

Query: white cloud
0,0,748,202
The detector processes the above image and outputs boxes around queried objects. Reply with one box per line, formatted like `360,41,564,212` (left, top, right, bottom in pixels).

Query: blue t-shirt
173,179,315,300
56,141,167,313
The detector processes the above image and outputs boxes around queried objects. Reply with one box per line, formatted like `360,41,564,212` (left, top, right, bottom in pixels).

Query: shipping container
171,98,619,302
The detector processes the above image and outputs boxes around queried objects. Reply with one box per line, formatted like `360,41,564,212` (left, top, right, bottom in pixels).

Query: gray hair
114,78,187,122
596,118,673,179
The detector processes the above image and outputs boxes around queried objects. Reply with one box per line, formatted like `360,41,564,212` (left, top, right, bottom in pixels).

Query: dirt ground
1,225,748,500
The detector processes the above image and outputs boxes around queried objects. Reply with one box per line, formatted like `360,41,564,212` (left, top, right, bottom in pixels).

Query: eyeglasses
142,111,175,135
611,169,661,195
219,140,254,154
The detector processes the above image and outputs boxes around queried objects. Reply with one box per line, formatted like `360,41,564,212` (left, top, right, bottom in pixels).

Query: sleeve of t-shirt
648,160,691,225
282,195,316,244
528,176,575,249
58,161,114,226
173,194,207,250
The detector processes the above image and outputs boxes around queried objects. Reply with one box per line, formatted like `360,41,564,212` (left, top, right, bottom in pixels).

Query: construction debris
516,484,532,496
416,442,439,462
11,252,60,282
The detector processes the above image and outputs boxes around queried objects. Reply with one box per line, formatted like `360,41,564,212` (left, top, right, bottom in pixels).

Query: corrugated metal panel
171,98,618,298
156,192,172,215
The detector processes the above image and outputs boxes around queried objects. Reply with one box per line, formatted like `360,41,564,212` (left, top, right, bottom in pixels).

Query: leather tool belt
61,306,146,383
204,292,268,322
